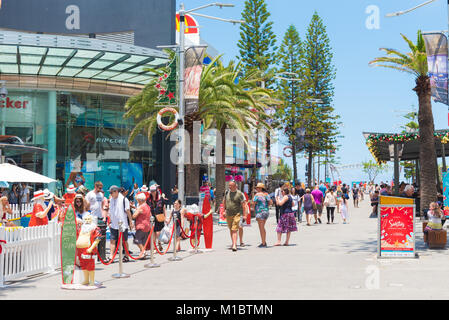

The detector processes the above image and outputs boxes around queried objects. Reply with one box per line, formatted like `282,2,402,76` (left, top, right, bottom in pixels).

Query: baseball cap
109,185,120,193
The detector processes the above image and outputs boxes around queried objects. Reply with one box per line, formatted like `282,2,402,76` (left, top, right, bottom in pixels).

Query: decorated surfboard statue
60,204,77,287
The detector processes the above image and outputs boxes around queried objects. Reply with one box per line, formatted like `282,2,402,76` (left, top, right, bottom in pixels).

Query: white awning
0,163,56,183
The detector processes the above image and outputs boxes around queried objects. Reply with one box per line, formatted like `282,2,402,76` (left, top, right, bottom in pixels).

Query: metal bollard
112,221,130,279
144,216,160,268
169,213,182,261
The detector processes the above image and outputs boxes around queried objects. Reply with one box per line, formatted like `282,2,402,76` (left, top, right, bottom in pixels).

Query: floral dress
253,193,270,220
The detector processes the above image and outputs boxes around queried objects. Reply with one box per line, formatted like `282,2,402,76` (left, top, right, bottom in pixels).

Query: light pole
176,3,244,205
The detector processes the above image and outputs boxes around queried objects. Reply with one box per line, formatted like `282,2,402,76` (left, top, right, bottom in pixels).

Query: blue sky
176,0,449,184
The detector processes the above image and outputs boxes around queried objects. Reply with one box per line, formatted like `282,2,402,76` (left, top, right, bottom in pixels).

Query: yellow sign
380,196,414,205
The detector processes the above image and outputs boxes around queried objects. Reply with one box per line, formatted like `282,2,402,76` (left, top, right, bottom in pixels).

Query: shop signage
378,196,415,258
95,137,127,145
0,97,30,109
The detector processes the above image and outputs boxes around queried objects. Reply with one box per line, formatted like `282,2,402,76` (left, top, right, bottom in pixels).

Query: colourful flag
423,33,448,107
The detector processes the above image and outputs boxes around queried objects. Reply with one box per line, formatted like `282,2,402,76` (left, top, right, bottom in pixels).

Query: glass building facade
2,89,165,196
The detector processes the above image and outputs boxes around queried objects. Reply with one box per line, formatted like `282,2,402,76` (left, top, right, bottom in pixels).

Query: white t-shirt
275,188,282,201
109,193,130,230
86,190,104,219
325,193,337,207
20,187,29,204
291,195,300,211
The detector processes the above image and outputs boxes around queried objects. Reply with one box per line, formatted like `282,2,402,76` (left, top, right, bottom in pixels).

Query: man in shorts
222,181,248,252
311,185,324,224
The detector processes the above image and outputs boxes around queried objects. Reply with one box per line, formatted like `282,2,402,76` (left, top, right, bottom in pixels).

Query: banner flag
184,46,206,115
423,33,448,106
443,171,449,217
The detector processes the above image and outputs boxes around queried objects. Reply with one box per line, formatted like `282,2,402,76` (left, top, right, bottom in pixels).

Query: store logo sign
66,5,80,30
0,97,30,110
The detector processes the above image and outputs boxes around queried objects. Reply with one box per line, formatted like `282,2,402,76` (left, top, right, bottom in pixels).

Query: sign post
378,196,417,258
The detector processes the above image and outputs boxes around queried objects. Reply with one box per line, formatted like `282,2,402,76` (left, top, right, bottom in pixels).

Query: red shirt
135,203,151,232
29,203,49,227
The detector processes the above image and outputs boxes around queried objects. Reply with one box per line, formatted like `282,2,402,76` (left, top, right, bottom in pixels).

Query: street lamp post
176,3,243,205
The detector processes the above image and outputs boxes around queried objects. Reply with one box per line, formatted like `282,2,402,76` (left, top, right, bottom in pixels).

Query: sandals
122,256,130,263
239,243,245,247
158,242,163,252
103,258,113,264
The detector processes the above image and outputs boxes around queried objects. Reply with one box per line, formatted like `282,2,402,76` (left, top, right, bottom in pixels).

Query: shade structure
363,130,449,163
0,163,56,183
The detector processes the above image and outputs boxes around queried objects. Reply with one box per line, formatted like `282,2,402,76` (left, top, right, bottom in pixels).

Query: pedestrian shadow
329,238,378,253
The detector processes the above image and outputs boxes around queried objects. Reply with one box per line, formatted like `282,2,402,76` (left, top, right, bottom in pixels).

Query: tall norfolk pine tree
300,12,340,186
237,0,277,77
275,25,306,183
237,0,277,190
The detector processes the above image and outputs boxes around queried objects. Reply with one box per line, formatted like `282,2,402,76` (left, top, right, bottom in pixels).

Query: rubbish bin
97,218,107,262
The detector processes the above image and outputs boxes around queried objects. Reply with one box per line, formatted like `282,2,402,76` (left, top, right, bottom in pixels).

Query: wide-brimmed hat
149,185,157,192
256,183,266,190
32,190,45,201
136,192,146,201
140,185,148,192
43,188,54,200
66,184,76,194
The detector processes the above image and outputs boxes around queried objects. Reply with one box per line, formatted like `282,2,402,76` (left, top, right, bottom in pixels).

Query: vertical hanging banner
155,52,178,107
423,33,448,107
443,171,449,217
184,46,206,115
378,196,415,258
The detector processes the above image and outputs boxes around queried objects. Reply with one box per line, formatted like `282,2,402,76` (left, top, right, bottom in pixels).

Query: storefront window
55,91,153,196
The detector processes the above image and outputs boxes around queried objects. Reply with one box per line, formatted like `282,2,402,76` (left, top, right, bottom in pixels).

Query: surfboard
60,204,77,285
244,192,251,226
202,195,213,249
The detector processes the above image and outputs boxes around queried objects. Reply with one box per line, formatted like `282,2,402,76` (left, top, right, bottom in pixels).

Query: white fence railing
0,220,61,287
9,203,34,221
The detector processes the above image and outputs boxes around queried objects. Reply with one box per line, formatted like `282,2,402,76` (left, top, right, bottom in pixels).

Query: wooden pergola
363,130,449,195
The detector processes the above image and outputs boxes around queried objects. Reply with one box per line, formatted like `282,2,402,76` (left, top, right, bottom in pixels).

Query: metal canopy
0,31,169,85
363,130,449,162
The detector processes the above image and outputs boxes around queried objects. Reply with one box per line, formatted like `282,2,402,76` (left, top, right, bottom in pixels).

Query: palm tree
199,60,275,207
124,52,276,206
369,30,437,213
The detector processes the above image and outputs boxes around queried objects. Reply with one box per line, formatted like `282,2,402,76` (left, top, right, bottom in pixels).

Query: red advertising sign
380,206,415,257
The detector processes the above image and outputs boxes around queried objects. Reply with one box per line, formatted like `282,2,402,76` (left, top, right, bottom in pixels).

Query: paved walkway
1,197,449,300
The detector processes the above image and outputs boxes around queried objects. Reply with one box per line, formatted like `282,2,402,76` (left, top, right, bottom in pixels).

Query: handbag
155,213,165,223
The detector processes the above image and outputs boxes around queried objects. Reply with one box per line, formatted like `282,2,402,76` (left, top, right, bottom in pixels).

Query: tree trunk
291,137,298,183
415,76,437,214
214,126,227,211
307,149,313,188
